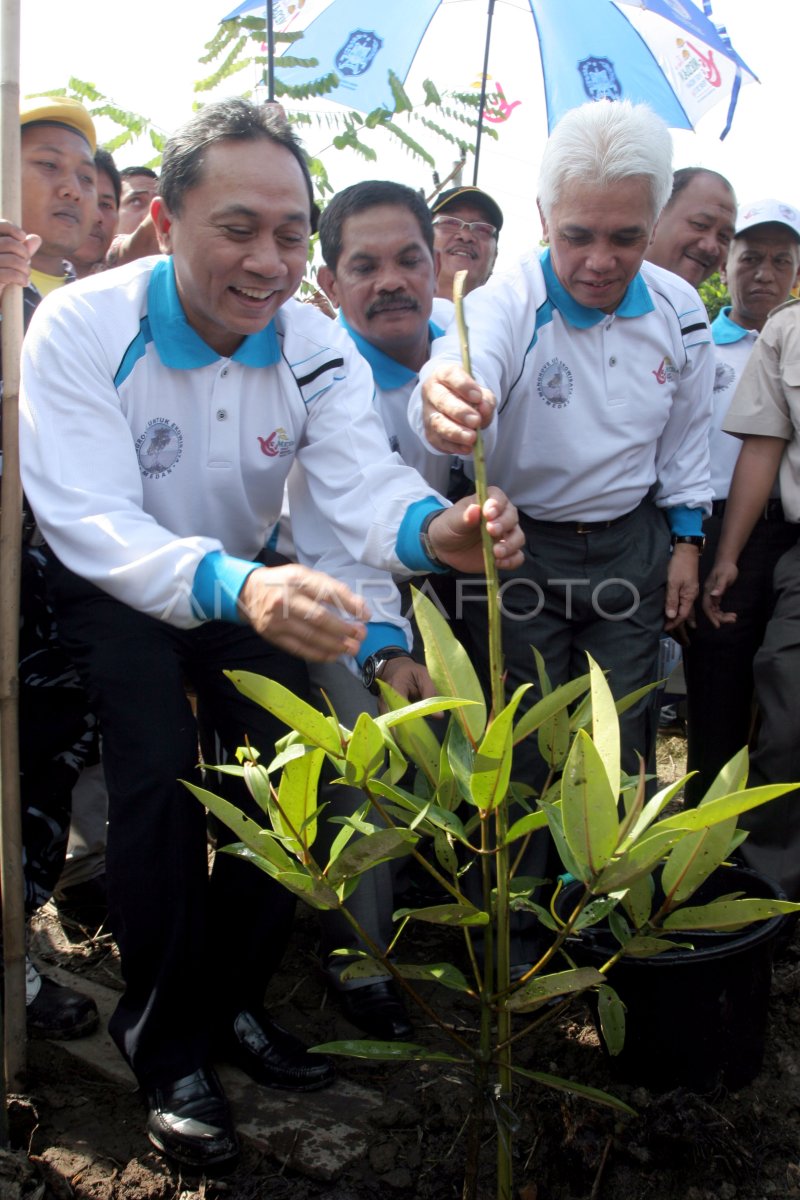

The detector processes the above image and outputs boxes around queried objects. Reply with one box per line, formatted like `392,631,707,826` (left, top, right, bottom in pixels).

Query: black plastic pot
556,864,786,1092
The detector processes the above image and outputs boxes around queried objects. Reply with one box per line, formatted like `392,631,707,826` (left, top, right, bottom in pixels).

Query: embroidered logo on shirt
538,359,573,408
257,427,294,458
136,418,183,479
652,356,679,385
714,362,736,393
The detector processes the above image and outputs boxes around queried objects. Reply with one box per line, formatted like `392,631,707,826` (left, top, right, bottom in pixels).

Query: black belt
711,497,786,523
520,504,640,535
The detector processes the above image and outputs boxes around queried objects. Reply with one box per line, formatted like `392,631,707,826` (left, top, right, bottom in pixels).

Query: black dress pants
46,556,308,1090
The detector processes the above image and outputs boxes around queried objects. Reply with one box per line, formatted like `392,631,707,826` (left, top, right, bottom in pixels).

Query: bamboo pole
0,0,29,1098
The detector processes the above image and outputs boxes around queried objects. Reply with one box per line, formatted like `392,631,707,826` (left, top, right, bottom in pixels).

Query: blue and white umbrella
221,0,758,152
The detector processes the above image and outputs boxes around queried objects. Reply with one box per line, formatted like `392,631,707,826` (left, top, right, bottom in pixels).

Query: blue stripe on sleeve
666,505,704,536
396,497,449,574
192,551,260,623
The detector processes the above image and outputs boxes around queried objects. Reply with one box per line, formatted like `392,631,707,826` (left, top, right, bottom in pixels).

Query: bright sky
18,0,795,273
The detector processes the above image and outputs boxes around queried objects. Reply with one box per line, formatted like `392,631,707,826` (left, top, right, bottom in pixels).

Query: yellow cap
20,95,96,154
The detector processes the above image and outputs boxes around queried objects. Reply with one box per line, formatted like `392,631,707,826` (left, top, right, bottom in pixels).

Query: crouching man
19,98,523,1170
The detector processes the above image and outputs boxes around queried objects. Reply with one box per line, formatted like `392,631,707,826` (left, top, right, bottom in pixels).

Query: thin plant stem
453,270,513,1200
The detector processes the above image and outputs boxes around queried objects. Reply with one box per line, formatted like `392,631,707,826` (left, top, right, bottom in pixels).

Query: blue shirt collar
540,248,654,328
147,257,280,369
711,306,756,345
339,310,444,390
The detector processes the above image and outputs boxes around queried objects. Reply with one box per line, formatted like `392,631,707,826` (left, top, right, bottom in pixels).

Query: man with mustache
685,200,800,805
280,179,457,1039
647,167,736,289
431,185,503,300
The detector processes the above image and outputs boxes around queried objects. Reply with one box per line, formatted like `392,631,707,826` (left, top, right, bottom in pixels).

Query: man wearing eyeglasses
430,185,503,300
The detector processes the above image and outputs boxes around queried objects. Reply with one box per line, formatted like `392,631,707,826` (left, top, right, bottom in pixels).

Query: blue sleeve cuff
396,496,450,574
192,550,260,623
355,621,412,667
666,505,704,537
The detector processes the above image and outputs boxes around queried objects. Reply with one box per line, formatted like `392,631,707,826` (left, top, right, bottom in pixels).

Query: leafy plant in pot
184,608,799,1200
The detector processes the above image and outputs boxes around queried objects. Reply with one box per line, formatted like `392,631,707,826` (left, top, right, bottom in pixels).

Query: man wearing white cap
685,199,800,805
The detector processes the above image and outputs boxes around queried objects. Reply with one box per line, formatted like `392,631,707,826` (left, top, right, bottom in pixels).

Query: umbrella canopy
221,0,757,141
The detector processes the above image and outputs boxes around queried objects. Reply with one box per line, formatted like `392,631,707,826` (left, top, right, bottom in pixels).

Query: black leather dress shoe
336,979,413,1040
219,1010,335,1092
146,1067,239,1170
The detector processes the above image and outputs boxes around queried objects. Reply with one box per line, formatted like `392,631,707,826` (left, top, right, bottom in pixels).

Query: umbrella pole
0,0,28,1108
266,0,275,102
472,0,496,186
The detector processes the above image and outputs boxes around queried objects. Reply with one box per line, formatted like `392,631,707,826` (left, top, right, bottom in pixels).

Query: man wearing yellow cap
0,95,99,1041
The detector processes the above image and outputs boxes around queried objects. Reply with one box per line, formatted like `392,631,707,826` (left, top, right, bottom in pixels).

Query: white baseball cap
735,199,800,241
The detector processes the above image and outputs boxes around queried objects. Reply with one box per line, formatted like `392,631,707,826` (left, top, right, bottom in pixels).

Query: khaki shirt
723,298,800,522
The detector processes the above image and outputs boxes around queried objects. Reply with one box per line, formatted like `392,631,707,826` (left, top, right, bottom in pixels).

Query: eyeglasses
432,215,497,240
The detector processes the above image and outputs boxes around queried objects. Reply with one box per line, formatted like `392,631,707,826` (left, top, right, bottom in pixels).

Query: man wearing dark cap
430,184,503,300
0,95,100,1041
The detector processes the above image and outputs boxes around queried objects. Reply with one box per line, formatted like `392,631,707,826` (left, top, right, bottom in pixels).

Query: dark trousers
46,557,308,1090
458,501,669,962
738,541,800,898
684,509,800,805
462,500,669,791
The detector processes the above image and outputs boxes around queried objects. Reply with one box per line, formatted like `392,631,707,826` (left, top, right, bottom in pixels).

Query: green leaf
274,746,325,854
506,809,549,844
470,684,531,812
661,819,738,909
657,784,800,832
433,829,459,876
225,670,342,754
311,1040,464,1062
698,745,749,802
394,962,472,992
540,801,585,882
510,1067,636,1115
618,775,686,850
572,894,624,932
588,655,621,795
339,957,390,981
344,711,386,786
513,674,591,744
537,704,571,773
392,903,488,927
183,781,293,867
592,827,688,892
378,687,440,786
369,780,468,843
621,935,691,957
326,828,417,886
597,983,626,1056
412,587,486,743
505,966,605,1011
447,719,477,806
662,898,800,931
221,846,339,909
561,729,619,875
620,874,653,929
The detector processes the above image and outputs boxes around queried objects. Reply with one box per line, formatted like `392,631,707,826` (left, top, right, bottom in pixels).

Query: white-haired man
411,101,714,801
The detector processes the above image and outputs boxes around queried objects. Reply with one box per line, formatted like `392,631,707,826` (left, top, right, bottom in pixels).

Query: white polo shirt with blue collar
413,249,713,532
710,306,759,500
20,256,447,658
